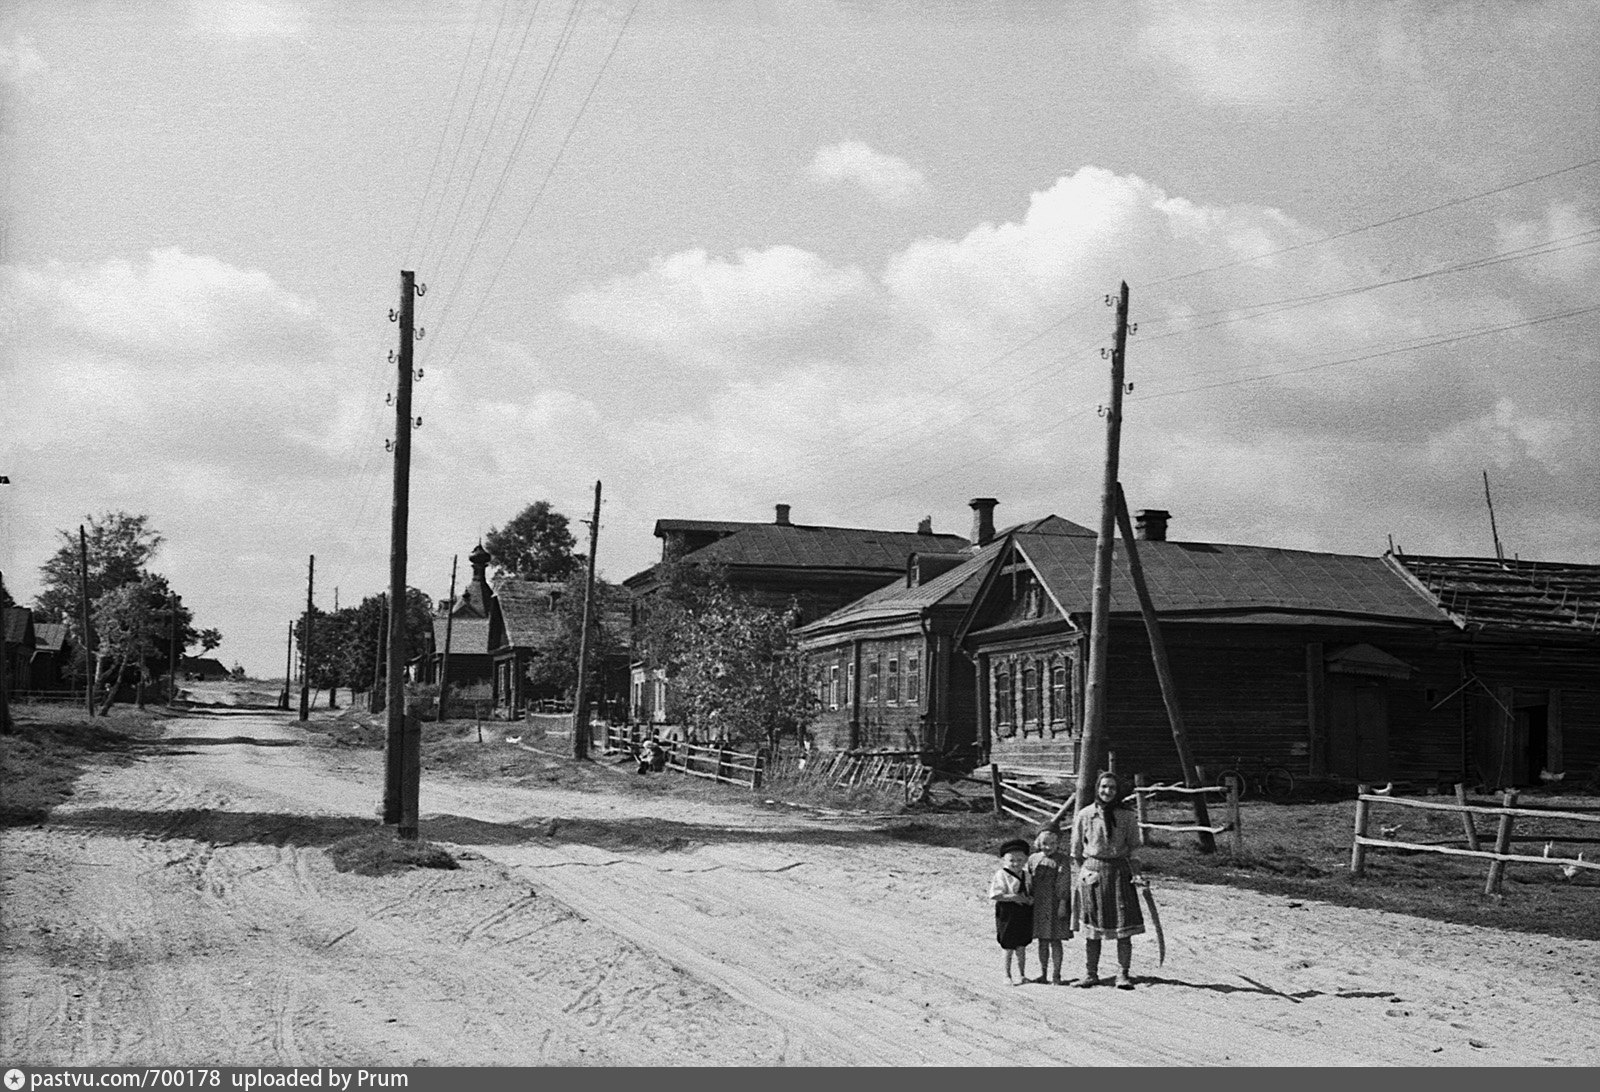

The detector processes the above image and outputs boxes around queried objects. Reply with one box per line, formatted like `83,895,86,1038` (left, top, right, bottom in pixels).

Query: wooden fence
989,765,1074,827
1351,783,1600,893
601,726,765,789
1130,774,1242,854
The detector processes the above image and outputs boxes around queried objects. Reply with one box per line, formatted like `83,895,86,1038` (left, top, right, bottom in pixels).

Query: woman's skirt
994,901,1033,950
1073,858,1145,940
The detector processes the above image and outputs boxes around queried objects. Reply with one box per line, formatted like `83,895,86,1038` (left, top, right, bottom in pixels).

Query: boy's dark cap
997,838,1030,856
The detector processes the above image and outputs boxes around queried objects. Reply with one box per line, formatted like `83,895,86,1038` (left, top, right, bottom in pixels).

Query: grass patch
325,829,460,875
1,704,170,826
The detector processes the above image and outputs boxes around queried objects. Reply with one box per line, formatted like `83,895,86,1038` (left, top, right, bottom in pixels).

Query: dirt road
4,711,1596,1066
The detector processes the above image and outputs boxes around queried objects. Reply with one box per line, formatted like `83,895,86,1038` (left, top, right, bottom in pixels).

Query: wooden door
1328,678,1391,782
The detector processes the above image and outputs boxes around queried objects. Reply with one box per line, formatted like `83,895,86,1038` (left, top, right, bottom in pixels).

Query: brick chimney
775,503,791,526
969,497,999,546
916,516,933,535
1135,509,1170,542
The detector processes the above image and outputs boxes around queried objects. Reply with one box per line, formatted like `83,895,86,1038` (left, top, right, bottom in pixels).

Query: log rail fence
1350,783,1600,894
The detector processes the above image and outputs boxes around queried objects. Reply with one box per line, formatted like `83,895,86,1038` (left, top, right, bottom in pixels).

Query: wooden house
487,577,568,715
956,513,1467,785
623,503,969,724
1387,554,1600,788
29,621,74,693
796,508,1093,757
3,607,37,694
414,542,496,692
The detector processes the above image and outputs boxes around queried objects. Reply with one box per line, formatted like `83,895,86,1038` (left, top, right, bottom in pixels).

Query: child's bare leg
1005,948,1016,983
1016,946,1028,983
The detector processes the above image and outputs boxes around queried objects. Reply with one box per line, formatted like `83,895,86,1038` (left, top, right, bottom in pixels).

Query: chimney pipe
969,497,999,546
917,516,933,535
775,503,791,526
1135,509,1170,542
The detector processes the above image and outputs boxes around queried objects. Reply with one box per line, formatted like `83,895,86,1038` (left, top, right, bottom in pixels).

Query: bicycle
1211,756,1296,801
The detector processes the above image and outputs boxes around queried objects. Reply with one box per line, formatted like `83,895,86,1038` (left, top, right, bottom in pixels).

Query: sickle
1139,880,1167,966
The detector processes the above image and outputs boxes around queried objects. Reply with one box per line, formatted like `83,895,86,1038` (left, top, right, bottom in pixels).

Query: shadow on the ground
130,736,303,749
1136,973,1399,1004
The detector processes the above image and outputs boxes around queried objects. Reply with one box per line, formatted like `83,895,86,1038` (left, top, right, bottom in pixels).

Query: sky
2,0,1597,676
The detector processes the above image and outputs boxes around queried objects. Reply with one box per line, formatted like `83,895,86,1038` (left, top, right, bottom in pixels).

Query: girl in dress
1027,826,1073,984
987,838,1034,984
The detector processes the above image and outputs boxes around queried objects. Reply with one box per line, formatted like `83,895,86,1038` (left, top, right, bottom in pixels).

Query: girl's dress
1027,849,1073,941
1070,802,1146,941
987,866,1033,949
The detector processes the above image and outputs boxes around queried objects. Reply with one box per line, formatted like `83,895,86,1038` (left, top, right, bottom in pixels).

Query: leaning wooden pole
437,555,458,724
1065,282,1129,817
1114,483,1215,852
572,480,603,760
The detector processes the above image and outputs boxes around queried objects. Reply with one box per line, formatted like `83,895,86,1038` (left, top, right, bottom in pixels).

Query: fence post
718,746,730,785
1351,783,1371,875
990,764,1004,823
1134,774,1149,847
1455,783,1480,850
754,748,766,790
1485,789,1518,895
1229,777,1243,856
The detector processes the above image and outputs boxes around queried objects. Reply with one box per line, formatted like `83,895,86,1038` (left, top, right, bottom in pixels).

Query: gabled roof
1004,533,1449,625
3,607,36,647
795,515,1095,637
432,615,493,657
1387,554,1600,637
491,577,566,650
33,622,68,654
653,518,758,536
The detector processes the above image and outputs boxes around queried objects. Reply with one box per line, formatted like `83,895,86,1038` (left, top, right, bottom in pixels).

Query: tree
645,562,815,750
483,501,578,582
337,589,434,698
1,572,14,610
35,512,165,684
90,573,194,712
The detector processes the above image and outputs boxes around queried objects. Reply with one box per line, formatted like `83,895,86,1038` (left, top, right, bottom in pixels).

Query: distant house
796,505,1094,756
179,656,230,681
30,621,74,692
956,512,1467,785
486,578,568,715
3,607,38,693
413,542,496,694
1387,554,1600,788
623,503,970,725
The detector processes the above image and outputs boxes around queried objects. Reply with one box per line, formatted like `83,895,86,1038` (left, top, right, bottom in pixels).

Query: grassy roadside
1,702,172,826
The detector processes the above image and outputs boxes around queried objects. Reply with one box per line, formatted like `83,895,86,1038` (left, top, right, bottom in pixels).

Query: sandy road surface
3,711,1597,1066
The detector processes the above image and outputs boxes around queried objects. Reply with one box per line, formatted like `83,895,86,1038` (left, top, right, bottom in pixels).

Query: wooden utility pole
572,481,603,760
0,569,11,734
280,620,293,710
384,270,420,838
299,554,315,721
1068,282,1130,815
79,525,93,718
370,594,387,715
167,593,179,705
1114,484,1214,852
437,555,458,724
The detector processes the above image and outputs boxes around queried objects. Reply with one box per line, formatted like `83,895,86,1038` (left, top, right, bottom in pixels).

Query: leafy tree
483,501,578,582
90,573,198,711
1,572,14,610
335,589,434,699
36,512,163,623
645,562,814,749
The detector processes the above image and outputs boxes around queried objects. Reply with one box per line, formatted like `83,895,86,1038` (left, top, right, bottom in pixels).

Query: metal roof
680,522,969,570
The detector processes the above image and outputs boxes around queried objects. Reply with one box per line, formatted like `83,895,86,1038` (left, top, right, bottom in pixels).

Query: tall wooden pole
280,620,293,710
572,481,602,760
79,525,93,718
1072,282,1130,812
385,270,419,837
0,569,12,734
1114,484,1215,852
167,593,179,705
299,554,314,721
437,555,458,724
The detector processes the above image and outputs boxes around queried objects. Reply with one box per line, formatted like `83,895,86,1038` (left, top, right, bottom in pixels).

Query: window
846,661,855,706
866,658,880,703
993,663,1013,728
828,665,840,710
887,657,900,704
1050,663,1068,724
906,653,921,704
1022,661,1041,724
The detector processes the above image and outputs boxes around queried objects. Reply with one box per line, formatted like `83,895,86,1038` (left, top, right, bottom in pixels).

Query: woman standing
1027,827,1073,984
1070,771,1144,988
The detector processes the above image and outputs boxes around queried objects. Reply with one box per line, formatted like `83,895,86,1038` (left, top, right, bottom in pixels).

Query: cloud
557,164,1598,568
1136,1,1333,107
189,0,304,40
1497,202,1600,284
807,141,928,205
